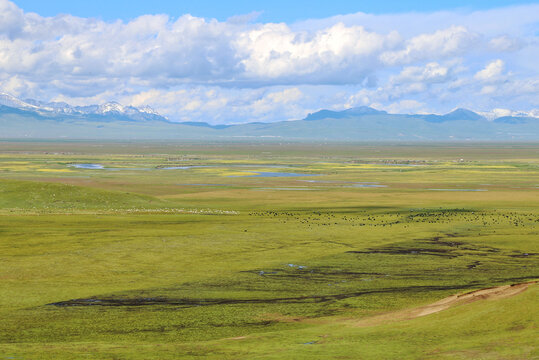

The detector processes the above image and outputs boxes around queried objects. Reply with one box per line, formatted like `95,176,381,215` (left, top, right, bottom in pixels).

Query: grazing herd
248,209,539,228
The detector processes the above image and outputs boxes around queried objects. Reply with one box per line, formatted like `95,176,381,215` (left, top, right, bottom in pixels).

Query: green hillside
0,179,165,211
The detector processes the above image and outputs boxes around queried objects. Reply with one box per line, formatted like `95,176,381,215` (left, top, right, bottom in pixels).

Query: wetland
0,141,537,359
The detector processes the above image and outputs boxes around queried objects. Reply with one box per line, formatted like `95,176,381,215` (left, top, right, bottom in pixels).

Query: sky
0,0,538,123
11,0,539,22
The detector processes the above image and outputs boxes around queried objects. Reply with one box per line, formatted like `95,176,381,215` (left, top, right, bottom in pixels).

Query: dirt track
353,280,537,327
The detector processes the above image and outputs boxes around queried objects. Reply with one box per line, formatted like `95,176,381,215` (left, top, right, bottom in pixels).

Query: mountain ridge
2,92,538,125
0,93,167,122
0,93,538,141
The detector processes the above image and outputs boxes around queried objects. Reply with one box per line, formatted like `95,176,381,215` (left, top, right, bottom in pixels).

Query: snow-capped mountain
477,108,539,121
1,92,538,141
0,93,42,110
0,92,167,122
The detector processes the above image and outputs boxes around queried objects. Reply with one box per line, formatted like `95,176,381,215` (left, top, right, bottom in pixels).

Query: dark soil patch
49,283,501,308
508,252,537,258
346,247,457,258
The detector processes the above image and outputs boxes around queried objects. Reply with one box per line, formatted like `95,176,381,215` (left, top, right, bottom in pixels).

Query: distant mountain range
0,92,165,122
1,93,538,141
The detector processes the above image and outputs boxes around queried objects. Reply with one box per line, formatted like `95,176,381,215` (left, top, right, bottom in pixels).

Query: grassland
0,141,537,359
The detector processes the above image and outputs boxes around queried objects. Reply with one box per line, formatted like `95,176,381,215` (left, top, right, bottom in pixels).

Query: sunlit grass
0,142,537,359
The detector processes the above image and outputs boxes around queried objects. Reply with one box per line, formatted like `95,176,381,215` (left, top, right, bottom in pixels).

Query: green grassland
0,141,537,359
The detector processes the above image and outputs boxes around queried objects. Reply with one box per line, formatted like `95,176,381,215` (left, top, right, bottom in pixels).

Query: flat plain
0,141,537,359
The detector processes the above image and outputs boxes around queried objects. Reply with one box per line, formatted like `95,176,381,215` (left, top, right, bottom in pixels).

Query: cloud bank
0,0,537,123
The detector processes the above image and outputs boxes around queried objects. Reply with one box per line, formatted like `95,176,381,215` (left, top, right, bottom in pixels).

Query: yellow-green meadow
0,141,537,359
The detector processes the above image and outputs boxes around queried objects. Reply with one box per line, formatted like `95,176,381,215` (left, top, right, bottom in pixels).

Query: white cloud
0,0,537,123
236,22,400,83
479,108,539,120
392,62,450,84
266,88,303,104
480,85,497,94
111,86,306,123
385,100,427,114
474,59,505,82
0,75,36,96
0,0,24,40
489,36,524,52
379,26,479,66
297,4,539,38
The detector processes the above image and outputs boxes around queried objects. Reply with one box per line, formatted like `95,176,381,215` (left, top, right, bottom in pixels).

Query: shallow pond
299,180,387,188
176,183,229,186
160,166,193,170
71,164,105,169
232,172,320,178
253,187,318,191
427,189,488,192
71,164,201,171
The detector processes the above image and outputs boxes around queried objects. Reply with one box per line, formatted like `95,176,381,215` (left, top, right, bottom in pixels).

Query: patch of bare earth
353,280,537,327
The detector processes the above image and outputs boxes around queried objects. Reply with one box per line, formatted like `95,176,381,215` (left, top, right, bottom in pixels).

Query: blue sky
1,0,538,123
13,0,538,22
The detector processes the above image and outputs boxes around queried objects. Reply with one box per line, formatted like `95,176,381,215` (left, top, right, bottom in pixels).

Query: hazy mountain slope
222,112,539,141
1,96,538,141
0,107,217,140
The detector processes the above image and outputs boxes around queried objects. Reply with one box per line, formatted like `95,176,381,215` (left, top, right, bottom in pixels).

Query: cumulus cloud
111,86,307,123
0,0,25,40
0,0,537,123
474,59,505,82
392,62,450,84
380,26,480,66
235,22,401,84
